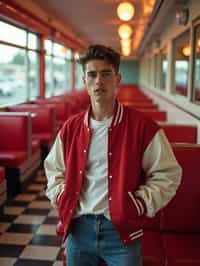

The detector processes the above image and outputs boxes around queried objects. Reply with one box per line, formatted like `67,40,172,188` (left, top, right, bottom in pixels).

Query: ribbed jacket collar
84,100,124,128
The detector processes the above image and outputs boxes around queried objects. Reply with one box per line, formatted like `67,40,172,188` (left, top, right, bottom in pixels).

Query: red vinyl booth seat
0,151,27,168
160,123,197,143
8,105,56,146
0,112,40,196
161,144,200,266
143,111,167,122
31,99,68,129
0,113,31,164
122,102,159,110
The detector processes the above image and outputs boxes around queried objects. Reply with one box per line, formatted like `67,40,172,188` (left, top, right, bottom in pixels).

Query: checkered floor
0,170,64,266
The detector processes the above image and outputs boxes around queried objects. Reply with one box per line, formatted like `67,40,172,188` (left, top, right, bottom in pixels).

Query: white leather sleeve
44,132,65,208
135,129,182,217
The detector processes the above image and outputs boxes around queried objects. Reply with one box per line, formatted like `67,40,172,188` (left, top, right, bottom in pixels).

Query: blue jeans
65,214,142,266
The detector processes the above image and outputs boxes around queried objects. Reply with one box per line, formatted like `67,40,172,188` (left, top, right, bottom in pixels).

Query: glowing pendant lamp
121,45,131,56
182,46,191,57
117,2,135,21
118,24,133,39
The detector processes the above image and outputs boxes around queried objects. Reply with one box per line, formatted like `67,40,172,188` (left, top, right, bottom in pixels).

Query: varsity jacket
44,101,182,245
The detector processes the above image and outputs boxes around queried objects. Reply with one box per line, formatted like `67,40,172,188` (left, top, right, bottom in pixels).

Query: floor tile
30,234,62,246
36,224,57,235
0,244,25,257
14,215,46,225
0,257,17,266
48,209,58,217
4,206,25,215
39,190,46,196
28,201,51,209
36,195,48,201
43,217,59,225
23,208,50,215
7,224,39,233
14,194,37,202
6,201,29,207
0,222,11,233
0,232,33,245
27,184,45,192
0,214,17,223
20,245,60,260
15,259,53,266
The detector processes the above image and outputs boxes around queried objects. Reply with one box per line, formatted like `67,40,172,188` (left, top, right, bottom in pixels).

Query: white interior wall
143,88,200,143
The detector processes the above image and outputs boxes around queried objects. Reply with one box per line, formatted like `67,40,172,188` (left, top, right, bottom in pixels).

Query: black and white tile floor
0,171,64,266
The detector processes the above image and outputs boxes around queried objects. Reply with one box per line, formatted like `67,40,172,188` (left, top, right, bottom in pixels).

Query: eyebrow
86,69,113,74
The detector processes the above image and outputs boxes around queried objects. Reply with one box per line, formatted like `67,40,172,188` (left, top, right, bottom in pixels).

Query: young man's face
83,59,121,105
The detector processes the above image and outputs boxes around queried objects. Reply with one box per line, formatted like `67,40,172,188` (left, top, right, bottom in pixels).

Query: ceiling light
118,24,133,39
121,45,131,56
117,2,135,21
182,46,191,57
121,38,131,48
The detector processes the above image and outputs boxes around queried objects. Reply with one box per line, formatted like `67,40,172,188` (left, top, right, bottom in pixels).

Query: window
0,44,26,104
161,47,168,90
29,51,39,100
174,30,190,97
44,40,72,97
0,21,26,46
0,21,39,106
75,61,84,90
193,24,200,103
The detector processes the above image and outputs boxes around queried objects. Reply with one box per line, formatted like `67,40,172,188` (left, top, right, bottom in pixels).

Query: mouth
94,88,105,94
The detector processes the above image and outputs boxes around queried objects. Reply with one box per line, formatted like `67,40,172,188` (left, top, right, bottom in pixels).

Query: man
44,44,182,266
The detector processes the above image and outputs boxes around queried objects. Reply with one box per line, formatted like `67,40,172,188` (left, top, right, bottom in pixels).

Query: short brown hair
78,44,120,73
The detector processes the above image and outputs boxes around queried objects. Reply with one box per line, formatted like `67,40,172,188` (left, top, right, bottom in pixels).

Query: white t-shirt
74,116,112,219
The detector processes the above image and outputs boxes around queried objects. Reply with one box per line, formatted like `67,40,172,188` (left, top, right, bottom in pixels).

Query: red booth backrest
161,124,197,143
161,144,200,232
8,105,56,136
0,113,31,153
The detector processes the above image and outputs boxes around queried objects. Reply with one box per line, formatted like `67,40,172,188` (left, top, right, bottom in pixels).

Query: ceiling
31,0,159,58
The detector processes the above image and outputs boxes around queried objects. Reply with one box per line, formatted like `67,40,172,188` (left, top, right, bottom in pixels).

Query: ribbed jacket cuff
135,196,147,216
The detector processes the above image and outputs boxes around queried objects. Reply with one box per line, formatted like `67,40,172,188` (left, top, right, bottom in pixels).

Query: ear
82,75,86,85
116,73,121,85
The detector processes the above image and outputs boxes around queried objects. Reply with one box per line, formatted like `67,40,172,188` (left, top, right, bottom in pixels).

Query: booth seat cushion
0,151,27,167
142,231,165,266
143,212,161,231
161,145,200,232
162,234,200,266
33,133,52,145
32,139,40,154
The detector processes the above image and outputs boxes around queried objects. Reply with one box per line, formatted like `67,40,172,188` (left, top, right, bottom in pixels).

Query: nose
95,73,103,83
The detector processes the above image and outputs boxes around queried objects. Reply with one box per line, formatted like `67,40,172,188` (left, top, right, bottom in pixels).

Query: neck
91,99,115,121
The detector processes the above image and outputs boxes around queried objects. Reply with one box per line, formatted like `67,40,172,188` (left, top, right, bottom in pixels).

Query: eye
87,72,97,78
102,71,113,77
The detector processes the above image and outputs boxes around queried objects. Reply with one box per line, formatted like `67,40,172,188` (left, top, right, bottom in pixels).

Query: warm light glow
62,46,68,54
121,38,131,48
182,46,191,56
74,52,80,60
117,2,135,21
143,0,155,15
118,24,133,39
149,0,156,6
197,38,200,47
121,45,131,56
